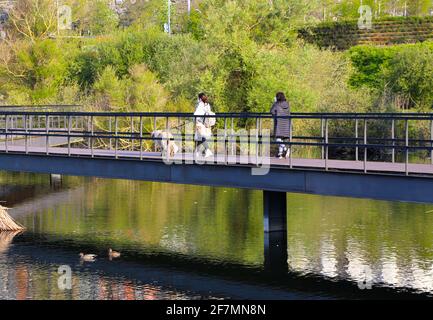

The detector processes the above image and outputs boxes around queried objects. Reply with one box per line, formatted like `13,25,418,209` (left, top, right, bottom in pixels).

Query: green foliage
349,42,433,109
1,0,432,121
86,0,119,35
0,39,68,103
385,45,433,108
348,45,396,88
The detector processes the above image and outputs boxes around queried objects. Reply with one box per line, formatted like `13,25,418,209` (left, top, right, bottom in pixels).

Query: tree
0,38,68,103
6,0,57,42
385,45,433,109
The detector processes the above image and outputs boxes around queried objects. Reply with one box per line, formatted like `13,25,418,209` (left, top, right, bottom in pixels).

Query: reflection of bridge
2,110,433,270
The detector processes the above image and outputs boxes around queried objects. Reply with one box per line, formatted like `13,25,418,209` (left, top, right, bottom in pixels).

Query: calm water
0,171,433,300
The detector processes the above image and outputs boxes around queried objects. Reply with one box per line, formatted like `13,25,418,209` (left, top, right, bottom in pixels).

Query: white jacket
194,101,214,141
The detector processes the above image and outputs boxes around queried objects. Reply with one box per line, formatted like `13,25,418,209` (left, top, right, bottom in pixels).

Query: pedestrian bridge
2,110,433,270
0,110,432,202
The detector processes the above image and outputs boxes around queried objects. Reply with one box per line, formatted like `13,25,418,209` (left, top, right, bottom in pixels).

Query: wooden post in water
263,190,288,272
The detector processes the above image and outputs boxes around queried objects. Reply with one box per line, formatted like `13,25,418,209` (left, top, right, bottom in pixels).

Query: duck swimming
79,253,97,262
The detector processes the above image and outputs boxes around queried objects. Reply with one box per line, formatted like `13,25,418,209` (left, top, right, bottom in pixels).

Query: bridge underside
0,152,432,204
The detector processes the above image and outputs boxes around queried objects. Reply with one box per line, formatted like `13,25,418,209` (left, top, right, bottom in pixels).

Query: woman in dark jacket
270,92,291,159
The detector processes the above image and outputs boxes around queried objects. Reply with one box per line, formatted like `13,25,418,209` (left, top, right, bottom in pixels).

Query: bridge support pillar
263,190,288,272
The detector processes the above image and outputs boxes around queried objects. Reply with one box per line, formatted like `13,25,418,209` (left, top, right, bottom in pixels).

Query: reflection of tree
20,179,263,265
286,193,433,293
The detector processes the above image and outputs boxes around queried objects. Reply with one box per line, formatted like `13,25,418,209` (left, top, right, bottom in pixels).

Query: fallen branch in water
0,205,25,232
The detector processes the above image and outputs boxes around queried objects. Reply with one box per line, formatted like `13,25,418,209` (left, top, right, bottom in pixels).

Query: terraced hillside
299,16,433,50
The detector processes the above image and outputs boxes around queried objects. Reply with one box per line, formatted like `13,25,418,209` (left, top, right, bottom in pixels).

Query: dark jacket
270,101,291,138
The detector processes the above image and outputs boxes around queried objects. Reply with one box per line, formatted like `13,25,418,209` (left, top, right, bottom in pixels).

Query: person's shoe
204,149,213,158
278,154,283,160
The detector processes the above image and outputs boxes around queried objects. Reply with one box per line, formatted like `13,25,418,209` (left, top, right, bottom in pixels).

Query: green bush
348,42,433,109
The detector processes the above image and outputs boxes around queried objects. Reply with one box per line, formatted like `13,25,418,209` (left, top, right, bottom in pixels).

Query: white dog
151,130,179,158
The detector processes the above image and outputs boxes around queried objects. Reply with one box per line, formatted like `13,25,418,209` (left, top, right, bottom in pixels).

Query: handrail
0,111,433,120
0,111,431,177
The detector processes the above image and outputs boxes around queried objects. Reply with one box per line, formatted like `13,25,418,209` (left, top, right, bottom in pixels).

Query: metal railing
0,111,433,176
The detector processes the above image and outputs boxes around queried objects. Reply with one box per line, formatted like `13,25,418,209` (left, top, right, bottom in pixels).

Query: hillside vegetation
0,0,431,117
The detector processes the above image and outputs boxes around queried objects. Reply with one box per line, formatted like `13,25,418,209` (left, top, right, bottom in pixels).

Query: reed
0,205,25,232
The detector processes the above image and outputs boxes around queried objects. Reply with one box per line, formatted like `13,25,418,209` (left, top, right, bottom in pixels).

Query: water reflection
286,195,433,294
0,171,433,298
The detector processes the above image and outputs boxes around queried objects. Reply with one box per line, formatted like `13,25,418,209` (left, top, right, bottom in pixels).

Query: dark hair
276,92,286,102
198,92,206,100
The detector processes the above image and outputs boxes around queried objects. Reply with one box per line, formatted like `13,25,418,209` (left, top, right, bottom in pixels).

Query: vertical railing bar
153,117,157,153
5,115,8,153
68,115,71,156
91,115,94,158
130,116,134,151
224,117,228,165
321,118,324,160
115,116,118,159
231,117,235,156
392,119,395,163
139,116,143,160
364,119,367,173
193,115,197,163
87,116,91,149
109,116,112,151
25,115,28,154
289,115,293,169
165,116,169,162
259,117,262,160
355,117,359,161
405,119,409,176
325,118,329,171
46,115,49,155
10,116,14,143
255,117,259,166
430,118,433,165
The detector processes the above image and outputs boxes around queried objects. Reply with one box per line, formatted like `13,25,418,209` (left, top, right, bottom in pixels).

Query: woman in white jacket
194,93,214,158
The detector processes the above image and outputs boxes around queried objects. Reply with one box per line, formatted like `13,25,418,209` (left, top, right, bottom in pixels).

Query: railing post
224,117,228,164
231,117,235,156
67,115,71,156
430,118,433,165
25,115,28,154
255,117,259,166
364,119,367,173
321,118,324,160
139,116,143,160
46,115,49,155
259,117,262,160
289,115,293,169
355,117,359,161
153,117,157,153
325,118,329,171
392,119,395,163
165,116,169,162
405,119,409,176
109,116,112,151
90,115,94,158
115,116,118,159
87,116,91,149
130,116,134,151
5,115,8,153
